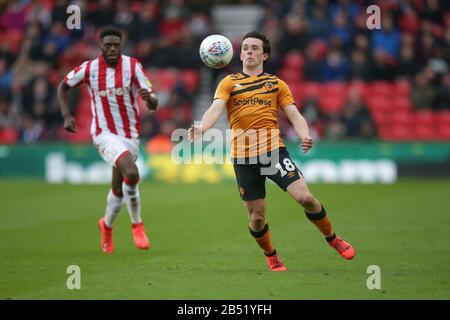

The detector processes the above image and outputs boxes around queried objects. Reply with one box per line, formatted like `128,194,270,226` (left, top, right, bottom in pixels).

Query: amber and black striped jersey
214,72,296,159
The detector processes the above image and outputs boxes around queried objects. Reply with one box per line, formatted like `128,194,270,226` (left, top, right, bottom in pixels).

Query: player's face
240,38,268,68
100,35,122,66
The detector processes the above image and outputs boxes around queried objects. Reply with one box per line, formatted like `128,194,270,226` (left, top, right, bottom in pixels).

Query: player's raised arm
188,98,226,142
57,80,77,133
283,104,313,153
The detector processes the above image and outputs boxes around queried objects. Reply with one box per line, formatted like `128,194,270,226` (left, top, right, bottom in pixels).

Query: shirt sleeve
64,61,88,87
134,61,154,93
278,79,296,109
213,76,232,103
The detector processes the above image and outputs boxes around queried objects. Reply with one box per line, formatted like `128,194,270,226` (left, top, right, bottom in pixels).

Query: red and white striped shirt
64,54,153,139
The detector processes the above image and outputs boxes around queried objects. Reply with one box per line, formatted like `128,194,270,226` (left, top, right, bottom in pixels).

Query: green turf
1,179,449,299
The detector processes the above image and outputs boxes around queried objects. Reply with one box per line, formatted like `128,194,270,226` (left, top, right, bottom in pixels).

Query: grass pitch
1,179,449,299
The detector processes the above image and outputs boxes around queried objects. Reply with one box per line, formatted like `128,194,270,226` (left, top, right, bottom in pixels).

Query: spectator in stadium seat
443,27,450,66
320,48,349,82
44,22,72,55
26,0,51,30
87,0,116,28
353,33,370,58
435,72,450,110
340,89,376,139
330,0,359,22
324,111,346,140
423,0,444,24
0,1,27,31
308,5,332,42
51,0,71,25
372,14,400,59
420,31,438,64
330,9,352,49
0,57,12,93
140,113,160,140
0,94,16,130
397,45,420,80
114,0,140,44
370,49,396,81
134,1,161,41
18,113,43,143
349,50,370,81
277,13,311,56
302,42,322,81
411,71,437,110
427,45,449,76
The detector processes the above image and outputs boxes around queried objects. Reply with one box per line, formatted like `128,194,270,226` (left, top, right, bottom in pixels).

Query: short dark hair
242,31,271,57
99,27,123,41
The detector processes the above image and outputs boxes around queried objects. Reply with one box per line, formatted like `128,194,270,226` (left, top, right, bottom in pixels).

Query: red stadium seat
393,80,411,97
392,96,413,110
179,69,199,92
5,29,23,54
369,81,394,97
322,82,348,96
377,125,392,140
301,82,320,99
436,111,450,126
348,81,369,101
148,69,177,91
414,111,435,126
371,110,391,126
0,128,18,144
367,96,391,111
282,52,305,69
289,83,303,104
389,125,414,141
278,67,302,85
414,125,437,141
392,110,414,126
437,125,450,140
318,96,344,112
317,83,348,112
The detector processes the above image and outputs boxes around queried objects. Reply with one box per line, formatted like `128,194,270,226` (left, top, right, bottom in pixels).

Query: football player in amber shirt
189,31,355,271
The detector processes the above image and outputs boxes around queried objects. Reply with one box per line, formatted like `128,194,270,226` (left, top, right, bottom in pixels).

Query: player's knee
123,168,140,185
112,186,123,197
297,193,315,208
250,213,264,226
248,206,265,227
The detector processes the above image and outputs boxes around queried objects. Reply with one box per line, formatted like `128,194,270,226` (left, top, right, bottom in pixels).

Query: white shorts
93,133,139,167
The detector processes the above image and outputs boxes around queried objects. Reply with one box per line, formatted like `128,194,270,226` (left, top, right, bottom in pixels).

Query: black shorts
232,148,303,201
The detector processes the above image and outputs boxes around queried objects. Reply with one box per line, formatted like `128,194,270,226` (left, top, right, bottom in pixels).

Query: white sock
104,190,124,227
123,181,142,224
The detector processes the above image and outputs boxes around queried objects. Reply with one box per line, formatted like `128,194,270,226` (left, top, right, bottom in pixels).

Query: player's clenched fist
188,124,202,143
138,88,158,111
138,88,152,101
301,136,313,153
63,115,77,133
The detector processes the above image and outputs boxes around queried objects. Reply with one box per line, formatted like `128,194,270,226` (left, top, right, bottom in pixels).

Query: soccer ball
199,34,233,69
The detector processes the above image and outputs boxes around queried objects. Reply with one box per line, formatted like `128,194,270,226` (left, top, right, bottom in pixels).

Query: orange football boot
132,222,150,250
98,218,114,254
265,252,287,272
329,236,355,260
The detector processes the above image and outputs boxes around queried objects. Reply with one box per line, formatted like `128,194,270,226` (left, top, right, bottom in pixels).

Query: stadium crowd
0,0,449,144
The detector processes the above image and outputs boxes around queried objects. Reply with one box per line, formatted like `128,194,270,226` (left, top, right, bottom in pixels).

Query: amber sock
249,223,275,256
305,204,333,237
